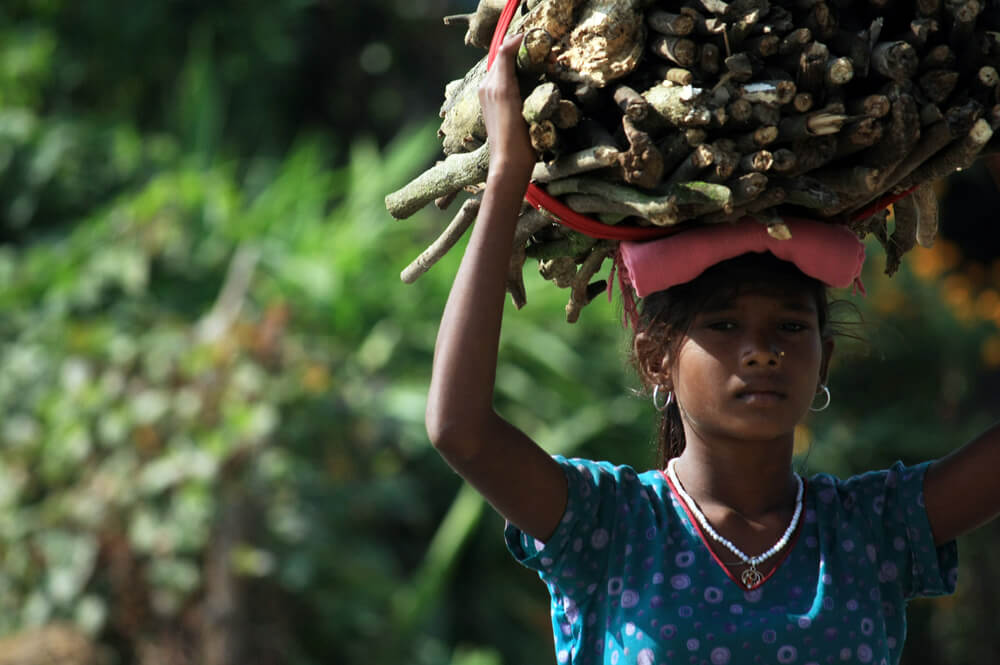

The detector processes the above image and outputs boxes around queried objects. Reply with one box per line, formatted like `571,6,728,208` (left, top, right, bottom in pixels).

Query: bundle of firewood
386,0,1000,321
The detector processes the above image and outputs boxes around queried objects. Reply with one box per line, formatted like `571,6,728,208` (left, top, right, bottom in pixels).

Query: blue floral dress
505,457,958,665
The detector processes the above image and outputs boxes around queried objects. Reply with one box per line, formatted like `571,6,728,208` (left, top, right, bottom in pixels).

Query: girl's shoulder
552,455,672,495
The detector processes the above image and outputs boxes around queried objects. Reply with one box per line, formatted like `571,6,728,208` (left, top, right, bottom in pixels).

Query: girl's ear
819,336,835,387
634,331,672,388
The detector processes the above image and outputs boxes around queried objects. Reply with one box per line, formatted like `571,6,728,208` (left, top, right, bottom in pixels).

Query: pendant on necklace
741,565,763,589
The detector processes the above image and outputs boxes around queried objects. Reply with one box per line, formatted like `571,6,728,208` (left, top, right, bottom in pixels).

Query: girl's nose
742,340,784,368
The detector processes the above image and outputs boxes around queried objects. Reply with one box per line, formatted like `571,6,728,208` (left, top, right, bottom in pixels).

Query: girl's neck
671,439,798,520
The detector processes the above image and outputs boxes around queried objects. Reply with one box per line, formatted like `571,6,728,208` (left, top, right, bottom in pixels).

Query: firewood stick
436,191,460,210
707,141,740,181
553,100,581,129
769,175,840,209
833,25,876,77
728,98,754,124
913,182,940,248
547,177,733,225
805,2,838,41
744,34,780,58
733,126,779,151
737,81,797,105
835,117,884,157
919,69,960,104
947,0,982,49
644,82,713,128
648,9,696,36
797,42,830,93
746,186,788,211
506,207,556,308
917,0,941,17
656,66,694,85
756,6,794,33
563,193,649,219
651,35,699,67
400,196,482,283
614,85,650,122
740,149,775,172
724,53,757,81
847,94,890,118
730,172,769,206
885,192,918,276
566,243,615,323
905,18,939,49
753,103,782,126
974,66,1000,102
862,93,920,169
575,118,617,151
695,0,730,17
700,43,722,75
532,146,622,182
538,256,578,287
529,226,603,262
620,118,665,188
921,44,956,71
683,7,727,36
810,164,882,194
920,102,944,126
729,8,765,48
530,120,558,153
826,57,855,86
778,110,849,141
895,118,994,189
657,133,694,174
517,28,555,73
787,136,838,175
665,144,715,184
872,41,919,82
771,148,798,173
523,83,561,124
779,28,813,56
386,143,490,219
443,0,506,49
685,128,709,146
792,93,814,112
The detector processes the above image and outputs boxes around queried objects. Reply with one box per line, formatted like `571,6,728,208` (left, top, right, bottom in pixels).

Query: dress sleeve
504,456,632,603
842,460,959,599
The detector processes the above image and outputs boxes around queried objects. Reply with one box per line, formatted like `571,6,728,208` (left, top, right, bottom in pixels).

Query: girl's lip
737,391,786,404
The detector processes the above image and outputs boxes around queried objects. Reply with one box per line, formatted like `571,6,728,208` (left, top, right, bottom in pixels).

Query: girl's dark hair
628,251,854,469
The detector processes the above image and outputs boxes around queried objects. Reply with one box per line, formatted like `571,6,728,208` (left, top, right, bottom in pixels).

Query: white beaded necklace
666,458,804,589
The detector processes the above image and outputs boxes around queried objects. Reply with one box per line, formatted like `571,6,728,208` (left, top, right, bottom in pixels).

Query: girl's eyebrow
699,298,817,314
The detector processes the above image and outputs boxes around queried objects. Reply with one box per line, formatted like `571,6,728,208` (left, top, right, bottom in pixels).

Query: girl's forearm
425,162,531,453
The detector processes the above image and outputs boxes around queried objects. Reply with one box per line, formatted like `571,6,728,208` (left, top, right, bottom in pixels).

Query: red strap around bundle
485,0,913,240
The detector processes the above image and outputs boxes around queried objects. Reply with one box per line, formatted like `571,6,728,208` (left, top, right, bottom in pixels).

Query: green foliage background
1,1,999,664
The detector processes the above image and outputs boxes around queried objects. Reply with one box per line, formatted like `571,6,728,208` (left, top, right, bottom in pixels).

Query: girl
425,34,1000,664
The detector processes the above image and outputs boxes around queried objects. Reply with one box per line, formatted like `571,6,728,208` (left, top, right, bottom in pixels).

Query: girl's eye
708,321,736,331
781,322,809,332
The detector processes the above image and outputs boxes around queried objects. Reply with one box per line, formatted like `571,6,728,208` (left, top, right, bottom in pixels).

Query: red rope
487,0,908,241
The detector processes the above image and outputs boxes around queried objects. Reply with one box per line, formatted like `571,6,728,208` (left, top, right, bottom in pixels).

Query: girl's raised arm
425,34,568,542
924,421,1000,545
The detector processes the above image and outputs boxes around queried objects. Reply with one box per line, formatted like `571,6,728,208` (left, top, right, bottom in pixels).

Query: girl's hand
478,33,536,181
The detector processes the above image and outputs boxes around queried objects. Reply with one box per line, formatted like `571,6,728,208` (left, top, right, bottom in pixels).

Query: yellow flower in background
942,273,974,321
976,290,1000,322
911,240,962,281
982,336,1000,368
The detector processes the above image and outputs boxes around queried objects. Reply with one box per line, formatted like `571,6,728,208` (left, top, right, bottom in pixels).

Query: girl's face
670,287,833,444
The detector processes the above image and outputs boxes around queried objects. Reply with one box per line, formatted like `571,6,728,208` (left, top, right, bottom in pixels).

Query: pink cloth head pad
618,217,866,298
